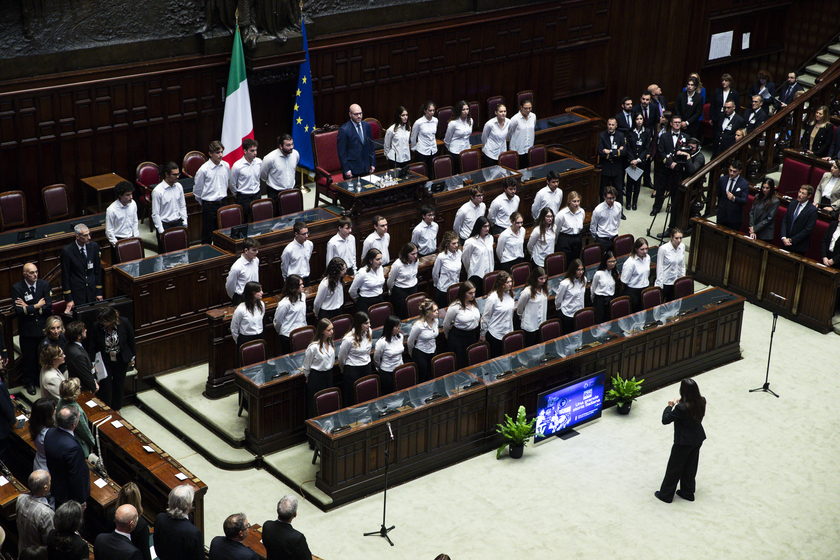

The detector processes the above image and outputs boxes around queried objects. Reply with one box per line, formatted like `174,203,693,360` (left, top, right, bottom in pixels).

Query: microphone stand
750,292,782,398
364,422,395,546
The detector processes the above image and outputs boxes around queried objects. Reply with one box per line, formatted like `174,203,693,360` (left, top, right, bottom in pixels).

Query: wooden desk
81,173,126,214
689,217,840,333
331,170,428,216
0,470,26,521
244,524,324,560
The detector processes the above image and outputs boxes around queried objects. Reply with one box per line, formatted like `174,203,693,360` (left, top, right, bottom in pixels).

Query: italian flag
221,27,254,167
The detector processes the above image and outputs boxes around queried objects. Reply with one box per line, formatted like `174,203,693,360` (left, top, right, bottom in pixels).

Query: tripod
750,292,783,398
364,423,395,546
647,166,683,242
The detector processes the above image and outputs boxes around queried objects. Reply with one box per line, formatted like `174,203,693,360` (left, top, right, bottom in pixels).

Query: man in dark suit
336,104,375,180
60,224,103,315
154,485,204,560
597,118,626,212
94,504,143,560
12,263,52,394
209,513,258,560
781,185,818,256
614,97,634,136
713,101,746,158
647,84,666,123
776,71,803,109
65,321,98,395
653,115,688,216
716,159,750,231
675,76,703,141
742,95,768,134
44,406,90,508
263,495,312,560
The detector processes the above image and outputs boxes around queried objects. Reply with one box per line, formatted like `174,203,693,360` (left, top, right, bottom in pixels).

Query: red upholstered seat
312,127,344,207
182,151,206,178
312,387,342,463
807,216,829,261
330,314,352,340
641,286,664,309
582,244,602,267
773,205,787,249
160,226,188,253
700,103,713,141
778,158,812,198
498,150,519,170
610,296,632,320
364,118,383,140
115,237,145,263
516,90,534,109
430,352,456,379
433,155,454,179
544,252,567,278
741,194,755,235
239,339,266,367
673,276,694,299
393,363,418,391
502,330,525,353
217,204,243,229
467,341,490,366
613,234,634,258
368,302,393,330
278,189,304,215
511,262,531,287
460,149,481,173
51,300,67,316
405,292,427,318
136,162,160,230
409,162,427,177
290,326,316,353
250,199,275,223
436,106,454,139
447,282,462,305
482,271,499,297
572,307,595,331
809,166,827,189
0,190,27,231
354,374,381,404
539,319,561,342
469,101,480,126
528,145,546,167
487,96,505,120
42,184,69,221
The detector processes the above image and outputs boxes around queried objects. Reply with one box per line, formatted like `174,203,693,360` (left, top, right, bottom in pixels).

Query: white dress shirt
481,118,511,160
591,201,623,238
230,302,265,343
225,255,260,298
531,186,564,221
338,330,373,369
462,235,494,278
281,239,314,278
488,193,520,229
655,242,686,288
410,117,439,156
445,118,474,155
384,126,411,163
590,270,616,297
273,297,307,337
407,319,437,354
105,199,139,244
313,277,344,315
302,341,336,378
496,227,525,263
432,250,463,292
349,266,385,299
516,286,548,333
411,220,439,255
229,156,262,195
527,225,557,267
386,259,418,290
151,180,188,233
362,232,391,266
508,111,536,155
193,159,230,203
453,201,486,240
442,302,481,337
374,333,405,373
621,255,651,289
260,148,300,192
555,278,586,317
326,233,357,271
556,206,585,234
480,292,515,339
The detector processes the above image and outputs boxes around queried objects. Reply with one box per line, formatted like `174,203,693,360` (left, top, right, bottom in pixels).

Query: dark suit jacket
748,195,780,241
336,119,375,178
12,279,52,337
742,107,768,133
0,380,15,444
674,91,703,137
749,80,776,111
776,81,802,106
714,113,746,154
89,319,135,366
262,519,312,560
781,200,818,253
106,506,152,560
657,131,687,167
47,529,90,560
60,241,102,305
631,104,657,133
94,531,142,560
663,402,706,446
44,427,90,507
209,536,258,560
625,128,651,163
66,342,98,394
153,513,204,560
597,130,625,177
709,88,740,124
822,221,840,262
801,122,835,158
613,111,634,136
716,175,750,227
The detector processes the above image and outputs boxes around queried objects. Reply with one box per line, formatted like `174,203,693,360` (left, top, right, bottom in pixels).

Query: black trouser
592,235,616,256
278,335,291,355
593,294,613,324
390,285,417,319
498,257,523,273
559,313,575,337
556,233,582,263
469,275,484,298
626,287,644,312
342,363,371,406
200,200,223,245
663,284,676,303
625,174,643,209
658,442,702,500
355,294,383,315
377,368,396,396
435,288,450,309
307,367,336,418
235,192,260,222
157,219,184,252
412,348,435,383
523,329,540,348
490,224,506,236
601,173,625,206
518,152,529,169
418,152,437,177
654,169,678,212
100,360,128,411
317,308,344,321
20,336,41,387
486,333,504,359
447,326,479,369
482,153,498,168
231,293,243,307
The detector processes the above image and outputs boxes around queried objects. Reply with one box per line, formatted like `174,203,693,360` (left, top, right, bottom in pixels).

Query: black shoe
676,489,695,501
650,192,655,198
650,209,659,216
621,213,627,220
632,204,638,210
26,385,36,396
654,491,672,503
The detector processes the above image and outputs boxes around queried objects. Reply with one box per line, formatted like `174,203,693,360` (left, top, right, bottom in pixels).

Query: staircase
799,40,840,88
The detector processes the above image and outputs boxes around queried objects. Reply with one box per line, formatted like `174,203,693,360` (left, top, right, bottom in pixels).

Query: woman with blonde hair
57,377,95,458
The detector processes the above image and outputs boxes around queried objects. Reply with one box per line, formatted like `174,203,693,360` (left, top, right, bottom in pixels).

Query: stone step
828,43,840,56
817,53,838,66
805,63,829,76
799,74,817,88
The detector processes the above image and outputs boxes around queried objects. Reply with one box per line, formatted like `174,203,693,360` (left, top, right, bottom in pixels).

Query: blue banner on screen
535,372,605,442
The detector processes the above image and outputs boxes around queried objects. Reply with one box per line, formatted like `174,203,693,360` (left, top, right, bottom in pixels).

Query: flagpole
298,0,311,194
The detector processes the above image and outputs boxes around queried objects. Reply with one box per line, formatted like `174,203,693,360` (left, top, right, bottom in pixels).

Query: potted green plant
496,405,537,459
605,373,644,415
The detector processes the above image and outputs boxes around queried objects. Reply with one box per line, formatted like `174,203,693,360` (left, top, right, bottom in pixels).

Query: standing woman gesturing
656,378,707,503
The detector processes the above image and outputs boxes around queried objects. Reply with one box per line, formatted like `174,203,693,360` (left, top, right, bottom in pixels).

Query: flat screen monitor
535,371,606,442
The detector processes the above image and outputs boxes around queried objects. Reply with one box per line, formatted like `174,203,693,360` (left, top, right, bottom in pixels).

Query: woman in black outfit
625,113,651,211
801,105,834,158
655,378,707,503
89,306,135,412
748,179,780,242
46,501,89,560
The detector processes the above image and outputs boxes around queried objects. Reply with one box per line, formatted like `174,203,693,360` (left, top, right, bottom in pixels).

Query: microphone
769,292,787,301
387,421,394,440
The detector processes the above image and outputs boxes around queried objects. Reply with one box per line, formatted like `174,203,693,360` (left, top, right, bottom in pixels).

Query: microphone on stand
387,421,394,440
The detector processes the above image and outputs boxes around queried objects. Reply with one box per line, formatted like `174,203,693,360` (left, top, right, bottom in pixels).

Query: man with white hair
153,484,204,560
262,495,312,560
60,223,103,314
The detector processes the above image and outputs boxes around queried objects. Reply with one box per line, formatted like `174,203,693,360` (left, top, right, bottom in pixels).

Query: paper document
93,352,109,381
625,166,643,181
709,31,733,60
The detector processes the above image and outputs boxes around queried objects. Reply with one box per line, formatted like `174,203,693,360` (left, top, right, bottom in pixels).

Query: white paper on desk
175,472,188,481
85,400,97,408
16,414,26,422
0,476,8,487
111,420,123,429
709,31,733,60
93,352,109,381
625,165,643,181
94,478,107,488
361,174,381,185
143,445,155,453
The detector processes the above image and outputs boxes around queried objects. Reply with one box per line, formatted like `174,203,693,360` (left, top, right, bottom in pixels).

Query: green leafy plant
605,373,644,408
496,405,537,459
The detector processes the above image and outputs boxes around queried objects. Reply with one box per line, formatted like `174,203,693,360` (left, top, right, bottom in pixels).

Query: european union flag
293,15,316,173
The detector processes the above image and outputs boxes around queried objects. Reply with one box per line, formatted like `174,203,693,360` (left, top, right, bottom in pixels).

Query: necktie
29,285,35,296
80,246,86,259
727,178,734,193
793,202,802,221
644,108,648,123
356,123,364,143
627,113,632,128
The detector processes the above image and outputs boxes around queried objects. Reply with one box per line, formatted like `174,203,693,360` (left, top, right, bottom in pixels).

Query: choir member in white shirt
387,243,419,319
193,140,231,245
349,249,385,314
229,138,262,222
384,106,412,166
555,190,585,262
373,315,405,394
361,216,391,266
527,208,556,268
260,134,300,200
590,186,623,254
531,171,563,222
507,100,536,168
453,186,486,244
225,238,260,306
496,212,526,272
303,318,336,418
481,104,511,167
410,101,439,173
555,259,586,335
620,237,651,312
488,177,520,235
655,228,686,302
590,252,619,324
480,272,516,358
411,205,439,257
105,181,140,256
281,221,314,286
230,282,265,362
444,101,474,173
338,311,373,404
326,217,357,274
432,231,463,308
516,267,549,347
152,162,188,251
314,258,347,321
462,217,494,296
443,281,481,369
273,275,307,354
407,300,439,382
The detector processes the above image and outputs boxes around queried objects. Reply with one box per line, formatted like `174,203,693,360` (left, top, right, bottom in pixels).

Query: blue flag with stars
293,15,316,173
